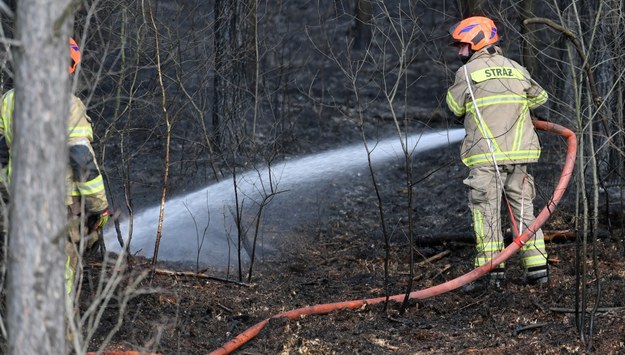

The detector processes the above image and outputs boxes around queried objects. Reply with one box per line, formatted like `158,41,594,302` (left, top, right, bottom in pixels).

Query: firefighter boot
525,265,549,286
463,268,505,292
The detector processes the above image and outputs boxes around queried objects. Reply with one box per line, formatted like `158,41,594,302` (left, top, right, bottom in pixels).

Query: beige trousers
65,202,100,294
463,164,547,270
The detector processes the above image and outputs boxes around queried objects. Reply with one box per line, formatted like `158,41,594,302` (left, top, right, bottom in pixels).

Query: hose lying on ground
209,119,577,355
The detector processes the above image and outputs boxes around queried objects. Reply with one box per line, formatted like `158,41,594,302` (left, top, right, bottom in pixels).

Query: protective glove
91,209,110,230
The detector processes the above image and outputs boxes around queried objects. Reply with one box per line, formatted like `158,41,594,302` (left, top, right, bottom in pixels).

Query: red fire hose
209,119,577,355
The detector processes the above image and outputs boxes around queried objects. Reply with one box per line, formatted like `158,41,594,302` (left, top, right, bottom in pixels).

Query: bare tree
521,1,625,348
7,0,72,353
144,0,173,276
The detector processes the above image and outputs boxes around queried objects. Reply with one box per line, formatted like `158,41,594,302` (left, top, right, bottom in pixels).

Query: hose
209,119,577,355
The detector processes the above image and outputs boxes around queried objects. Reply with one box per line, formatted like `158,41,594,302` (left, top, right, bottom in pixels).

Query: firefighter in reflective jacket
446,17,549,286
0,38,109,294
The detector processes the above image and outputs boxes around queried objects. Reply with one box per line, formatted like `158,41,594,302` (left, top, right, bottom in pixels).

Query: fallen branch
153,268,254,287
547,257,560,265
543,229,610,242
531,299,547,313
513,322,549,336
550,307,624,314
430,264,452,281
416,250,451,266
543,230,576,242
366,336,400,351
458,294,490,312
217,303,234,313
411,264,451,282
88,261,253,287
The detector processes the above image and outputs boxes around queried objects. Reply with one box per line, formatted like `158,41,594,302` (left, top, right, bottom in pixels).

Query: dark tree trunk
520,0,537,75
458,0,488,18
212,0,255,150
213,0,227,148
350,0,373,50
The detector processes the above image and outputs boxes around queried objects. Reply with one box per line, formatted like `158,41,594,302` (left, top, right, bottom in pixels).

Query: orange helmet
449,16,498,51
69,37,81,74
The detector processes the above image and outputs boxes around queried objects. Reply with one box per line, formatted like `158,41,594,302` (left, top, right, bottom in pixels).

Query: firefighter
445,16,549,288
0,37,110,294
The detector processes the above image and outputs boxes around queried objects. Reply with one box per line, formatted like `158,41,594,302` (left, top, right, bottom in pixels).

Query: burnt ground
75,3,625,351
80,118,625,354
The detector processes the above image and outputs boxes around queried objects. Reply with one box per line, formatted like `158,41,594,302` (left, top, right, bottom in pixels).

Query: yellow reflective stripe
471,114,502,152
528,90,548,108
520,254,547,267
464,94,538,158
68,125,93,140
75,175,105,195
513,105,530,151
475,257,492,267
479,241,504,248
65,255,74,294
470,67,525,82
1,92,14,182
446,90,464,116
0,93,8,131
462,150,541,166
71,185,81,197
477,241,505,252
479,247,504,253
521,239,546,251
3,90,94,142
2,91,14,145
466,102,502,152
475,257,506,268
472,209,484,245
464,94,528,110
465,95,528,153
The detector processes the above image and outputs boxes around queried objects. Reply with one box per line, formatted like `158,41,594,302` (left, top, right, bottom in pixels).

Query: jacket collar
468,45,502,62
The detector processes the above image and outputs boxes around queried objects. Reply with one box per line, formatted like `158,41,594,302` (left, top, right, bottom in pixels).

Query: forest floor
80,3,625,349
81,117,625,354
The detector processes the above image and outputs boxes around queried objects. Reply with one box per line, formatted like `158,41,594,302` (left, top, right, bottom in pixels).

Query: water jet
105,129,465,269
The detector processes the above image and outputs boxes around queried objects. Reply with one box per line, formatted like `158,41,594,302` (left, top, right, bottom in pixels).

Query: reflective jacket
446,46,548,167
0,89,108,213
